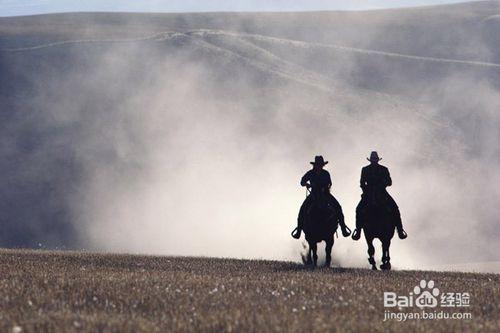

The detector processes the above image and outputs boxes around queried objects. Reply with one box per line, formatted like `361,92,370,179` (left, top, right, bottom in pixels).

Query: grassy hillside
0,249,497,332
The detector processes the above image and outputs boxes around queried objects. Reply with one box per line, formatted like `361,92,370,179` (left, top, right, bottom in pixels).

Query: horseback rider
352,151,408,240
292,155,351,239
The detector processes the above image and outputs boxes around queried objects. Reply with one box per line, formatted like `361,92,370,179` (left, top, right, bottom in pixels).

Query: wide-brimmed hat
311,155,328,166
367,151,382,162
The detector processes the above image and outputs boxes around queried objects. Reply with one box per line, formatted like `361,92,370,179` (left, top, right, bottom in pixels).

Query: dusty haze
0,1,499,269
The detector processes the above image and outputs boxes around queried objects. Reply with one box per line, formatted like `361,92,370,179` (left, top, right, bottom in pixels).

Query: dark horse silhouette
301,189,342,267
361,191,396,270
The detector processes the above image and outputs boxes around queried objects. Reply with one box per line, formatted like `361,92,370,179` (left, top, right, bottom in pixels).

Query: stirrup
291,227,301,239
341,225,351,237
352,229,361,241
398,229,408,239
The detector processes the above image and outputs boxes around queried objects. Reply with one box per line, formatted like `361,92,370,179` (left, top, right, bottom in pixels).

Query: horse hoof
380,263,391,270
304,261,315,269
371,265,378,271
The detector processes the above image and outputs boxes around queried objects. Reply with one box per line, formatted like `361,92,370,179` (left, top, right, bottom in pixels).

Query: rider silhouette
292,156,351,239
352,151,408,240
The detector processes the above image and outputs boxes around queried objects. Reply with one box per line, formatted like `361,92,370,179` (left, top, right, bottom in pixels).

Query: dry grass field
0,249,498,332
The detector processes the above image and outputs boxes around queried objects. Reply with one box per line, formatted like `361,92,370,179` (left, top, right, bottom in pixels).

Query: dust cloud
1,7,499,269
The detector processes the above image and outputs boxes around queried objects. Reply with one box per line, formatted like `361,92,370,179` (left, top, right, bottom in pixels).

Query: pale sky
0,0,481,17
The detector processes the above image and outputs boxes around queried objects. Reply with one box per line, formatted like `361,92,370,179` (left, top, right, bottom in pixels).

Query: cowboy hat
367,151,382,162
310,155,328,166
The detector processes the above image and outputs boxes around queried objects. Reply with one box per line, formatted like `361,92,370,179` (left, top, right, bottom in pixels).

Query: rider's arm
385,168,392,187
300,171,311,187
360,168,367,190
327,171,332,189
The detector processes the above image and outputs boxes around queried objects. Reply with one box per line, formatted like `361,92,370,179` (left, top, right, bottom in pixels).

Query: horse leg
366,237,377,270
304,241,312,265
324,237,334,268
310,242,318,267
380,239,392,270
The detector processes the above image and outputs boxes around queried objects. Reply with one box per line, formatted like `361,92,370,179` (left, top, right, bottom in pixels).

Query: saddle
363,189,392,212
360,189,398,227
306,192,335,216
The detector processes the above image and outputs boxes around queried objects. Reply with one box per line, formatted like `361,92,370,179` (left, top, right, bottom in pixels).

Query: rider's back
361,164,391,193
301,169,332,193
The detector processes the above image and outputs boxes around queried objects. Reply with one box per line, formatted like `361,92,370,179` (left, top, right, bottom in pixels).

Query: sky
0,0,481,17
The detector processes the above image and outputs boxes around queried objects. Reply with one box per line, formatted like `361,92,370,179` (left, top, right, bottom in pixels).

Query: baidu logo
414,280,440,308
383,279,472,321
384,279,440,308
384,279,470,309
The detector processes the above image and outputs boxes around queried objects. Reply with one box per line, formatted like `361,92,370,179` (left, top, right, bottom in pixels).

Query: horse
301,190,343,267
360,191,396,270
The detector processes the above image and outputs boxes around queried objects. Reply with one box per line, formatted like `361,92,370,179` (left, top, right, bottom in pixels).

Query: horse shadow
274,261,355,274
